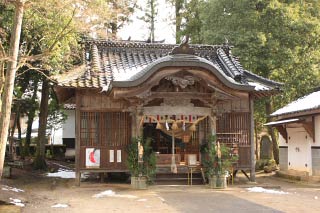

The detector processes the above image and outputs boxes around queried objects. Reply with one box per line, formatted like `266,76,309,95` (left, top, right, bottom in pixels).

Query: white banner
86,148,100,168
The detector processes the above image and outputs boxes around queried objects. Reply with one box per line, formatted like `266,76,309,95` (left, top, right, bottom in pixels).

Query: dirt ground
1,160,320,212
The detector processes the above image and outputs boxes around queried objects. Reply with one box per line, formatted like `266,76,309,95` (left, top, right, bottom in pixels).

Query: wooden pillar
75,90,81,186
249,95,255,182
130,106,143,138
136,106,144,137
131,111,137,138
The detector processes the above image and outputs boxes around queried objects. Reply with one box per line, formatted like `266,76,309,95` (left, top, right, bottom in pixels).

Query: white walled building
49,108,75,146
267,90,320,177
62,109,76,142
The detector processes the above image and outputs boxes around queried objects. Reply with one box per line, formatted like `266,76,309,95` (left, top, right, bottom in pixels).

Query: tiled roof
271,90,320,117
64,104,76,110
56,39,281,94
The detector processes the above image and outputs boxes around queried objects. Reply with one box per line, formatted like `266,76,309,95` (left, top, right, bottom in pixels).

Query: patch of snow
51,203,69,208
46,168,88,179
248,82,269,91
51,162,72,170
137,198,147,202
114,194,138,199
2,185,24,192
247,187,289,195
46,168,76,179
93,190,137,199
9,198,25,207
93,190,115,198
12,202,25,207
157,196,166,202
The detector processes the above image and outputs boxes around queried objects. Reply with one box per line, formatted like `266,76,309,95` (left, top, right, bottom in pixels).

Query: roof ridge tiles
83,39,229,53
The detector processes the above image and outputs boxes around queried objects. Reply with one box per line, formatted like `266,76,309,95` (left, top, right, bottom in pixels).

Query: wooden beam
143,105,211,116
146,92,212,100
276,126,288,143
249,96,255,182
208,84,240,100
53,86,75,103
75,90,81,186
302,120,315,142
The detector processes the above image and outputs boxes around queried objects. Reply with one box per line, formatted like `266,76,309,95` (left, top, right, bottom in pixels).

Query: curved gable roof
112,54,253,91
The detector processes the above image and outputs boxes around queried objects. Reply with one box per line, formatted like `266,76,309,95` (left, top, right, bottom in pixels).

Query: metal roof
271,90,320,117
264,118,301,126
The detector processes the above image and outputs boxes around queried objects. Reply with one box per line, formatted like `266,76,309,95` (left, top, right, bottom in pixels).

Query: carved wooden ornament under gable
165,75,199,89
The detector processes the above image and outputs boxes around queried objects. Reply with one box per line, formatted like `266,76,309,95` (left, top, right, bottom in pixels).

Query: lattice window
80,111,131,147
216,112,250,145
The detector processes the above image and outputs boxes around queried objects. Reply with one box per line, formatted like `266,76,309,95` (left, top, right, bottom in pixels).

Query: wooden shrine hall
54,39,281,185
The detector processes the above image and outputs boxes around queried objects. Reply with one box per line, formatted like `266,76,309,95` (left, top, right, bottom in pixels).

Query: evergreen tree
139,0,158,42
200,0,320,162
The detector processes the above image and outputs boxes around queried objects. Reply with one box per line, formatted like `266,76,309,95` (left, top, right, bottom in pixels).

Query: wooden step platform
155,164,205,185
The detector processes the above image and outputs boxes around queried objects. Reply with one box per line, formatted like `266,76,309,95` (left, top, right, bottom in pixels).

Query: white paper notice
109,150,114,163
117,150,121,163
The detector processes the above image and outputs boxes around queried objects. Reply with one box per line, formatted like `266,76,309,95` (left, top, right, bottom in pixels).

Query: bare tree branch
16,63,58,83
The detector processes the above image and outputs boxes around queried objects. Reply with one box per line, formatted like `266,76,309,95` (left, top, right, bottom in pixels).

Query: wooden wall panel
79,111,131,171
79,91,127,110
217,97,249,113
238,146,251,168
216,112,251,169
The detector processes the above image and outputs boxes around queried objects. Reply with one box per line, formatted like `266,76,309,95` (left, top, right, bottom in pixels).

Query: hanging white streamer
165,120,169,130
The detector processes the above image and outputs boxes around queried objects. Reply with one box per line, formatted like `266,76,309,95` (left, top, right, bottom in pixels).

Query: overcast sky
118,0,176,44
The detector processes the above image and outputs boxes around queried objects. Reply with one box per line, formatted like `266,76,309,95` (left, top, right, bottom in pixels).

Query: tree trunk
0,0,24,180
33,77,49,170
9,112,18,159
0,42,5,111
17,111,22,158
265,99,279,164
175,0,183,43
24,79,38,157
150,0,155,42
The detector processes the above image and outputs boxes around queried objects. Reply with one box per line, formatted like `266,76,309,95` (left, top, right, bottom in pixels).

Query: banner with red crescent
86,148,100,168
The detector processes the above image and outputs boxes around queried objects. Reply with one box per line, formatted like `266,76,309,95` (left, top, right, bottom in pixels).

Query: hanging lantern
172,121,178,131
189,123,196,132
156,122,162,130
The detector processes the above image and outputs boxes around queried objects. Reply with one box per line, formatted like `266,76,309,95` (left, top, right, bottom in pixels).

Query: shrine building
54,39,281,185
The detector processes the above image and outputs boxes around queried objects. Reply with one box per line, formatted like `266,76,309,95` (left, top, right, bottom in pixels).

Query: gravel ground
1,164,320,213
